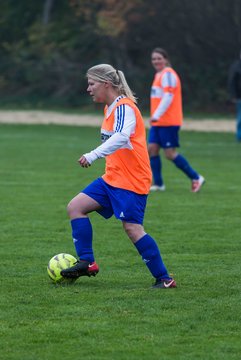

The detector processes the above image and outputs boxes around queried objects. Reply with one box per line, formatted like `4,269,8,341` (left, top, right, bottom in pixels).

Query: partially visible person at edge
148,47,205,192
228,49,241,142
60,64,176,289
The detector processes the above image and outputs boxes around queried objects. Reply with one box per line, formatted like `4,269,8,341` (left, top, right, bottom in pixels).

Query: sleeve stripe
167,71,171,87
116,104,125,132
162,71,177,88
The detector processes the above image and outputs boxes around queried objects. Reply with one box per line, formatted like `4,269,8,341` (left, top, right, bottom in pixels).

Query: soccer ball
47,253,77,283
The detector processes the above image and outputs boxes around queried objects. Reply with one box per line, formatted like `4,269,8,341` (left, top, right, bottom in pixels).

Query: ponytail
87,64,137,103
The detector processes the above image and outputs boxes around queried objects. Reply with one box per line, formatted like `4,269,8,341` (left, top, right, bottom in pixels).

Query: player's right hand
78,156,91,168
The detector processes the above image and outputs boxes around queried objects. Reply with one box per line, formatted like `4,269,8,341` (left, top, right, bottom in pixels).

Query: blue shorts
82,178,147,224
148,126,180,148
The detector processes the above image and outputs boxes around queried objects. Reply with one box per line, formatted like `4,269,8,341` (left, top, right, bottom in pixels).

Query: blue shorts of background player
148,126,180,148
83,177,147,224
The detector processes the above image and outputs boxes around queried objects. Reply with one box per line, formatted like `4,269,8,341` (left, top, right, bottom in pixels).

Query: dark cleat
61,260,99,279
152,278,177,289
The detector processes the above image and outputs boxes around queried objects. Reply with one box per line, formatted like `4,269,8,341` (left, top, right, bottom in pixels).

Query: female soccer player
61,64,176,289
148,47,205,192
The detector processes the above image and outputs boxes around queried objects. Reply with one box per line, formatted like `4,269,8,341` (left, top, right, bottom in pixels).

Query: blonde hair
87,64,137,103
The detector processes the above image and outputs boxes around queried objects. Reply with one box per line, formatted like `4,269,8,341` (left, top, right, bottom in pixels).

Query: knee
164,152,172,160
66,200,74,218
123,223,145,243
164,149,177,160
67,199,81,219
124,224,135,241
148,144,159,157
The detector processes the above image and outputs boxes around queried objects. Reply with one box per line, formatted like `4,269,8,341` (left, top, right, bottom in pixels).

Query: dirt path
0,110,236,133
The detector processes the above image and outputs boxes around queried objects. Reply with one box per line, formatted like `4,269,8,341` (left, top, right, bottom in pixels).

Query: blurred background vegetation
0,0,240,113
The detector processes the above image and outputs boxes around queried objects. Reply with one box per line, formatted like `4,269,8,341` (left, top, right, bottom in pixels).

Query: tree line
0,0,240,113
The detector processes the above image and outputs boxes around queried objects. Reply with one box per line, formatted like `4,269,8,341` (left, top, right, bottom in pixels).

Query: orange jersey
150,67,183,126
101,98,152,194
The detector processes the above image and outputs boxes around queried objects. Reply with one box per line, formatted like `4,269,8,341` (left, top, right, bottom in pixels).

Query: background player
148,47,205,192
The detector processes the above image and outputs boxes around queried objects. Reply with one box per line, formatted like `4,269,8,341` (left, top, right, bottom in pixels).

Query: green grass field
1,124,241,360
